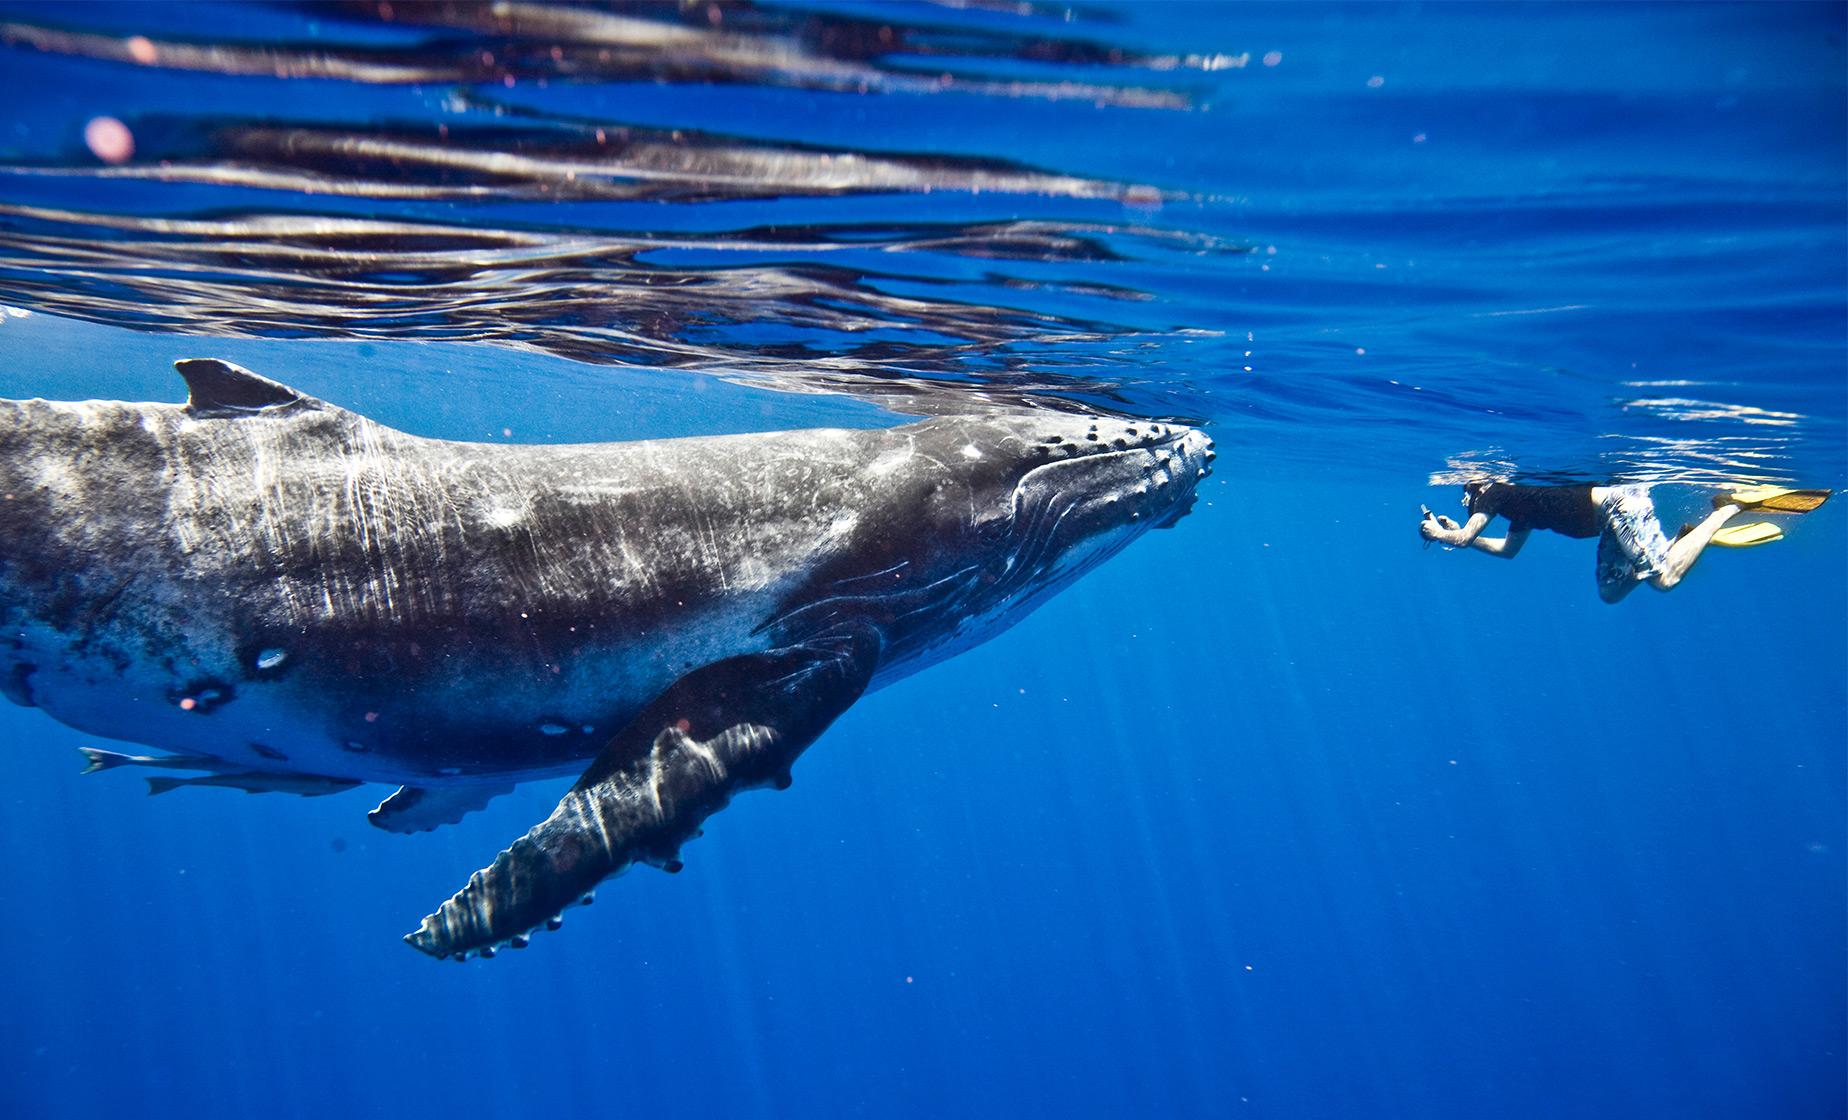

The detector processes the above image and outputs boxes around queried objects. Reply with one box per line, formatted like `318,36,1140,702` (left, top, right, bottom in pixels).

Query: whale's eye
975,514,1009,544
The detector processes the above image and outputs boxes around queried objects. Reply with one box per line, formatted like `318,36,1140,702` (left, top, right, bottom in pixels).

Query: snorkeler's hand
1419,507,1460,542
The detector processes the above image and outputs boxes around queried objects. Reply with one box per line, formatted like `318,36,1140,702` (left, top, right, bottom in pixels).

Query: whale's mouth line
1151,490,1200,529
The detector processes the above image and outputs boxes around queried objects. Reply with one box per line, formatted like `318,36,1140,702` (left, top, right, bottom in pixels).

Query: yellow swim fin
1712,521,1783,548
1717,486,1832,513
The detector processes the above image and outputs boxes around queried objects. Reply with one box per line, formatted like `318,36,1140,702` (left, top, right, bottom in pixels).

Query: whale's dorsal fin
174,358,312,418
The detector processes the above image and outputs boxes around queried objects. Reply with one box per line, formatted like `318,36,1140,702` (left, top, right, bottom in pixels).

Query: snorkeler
1419,483,1830,603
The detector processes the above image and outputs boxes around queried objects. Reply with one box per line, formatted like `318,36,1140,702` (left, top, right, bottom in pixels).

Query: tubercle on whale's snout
1189,429,1217,480
1100,428,1211,535
1127,427,1213,493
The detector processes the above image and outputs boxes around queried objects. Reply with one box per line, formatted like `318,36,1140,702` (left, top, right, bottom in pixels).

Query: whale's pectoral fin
369,782,516,834
404,629,880,960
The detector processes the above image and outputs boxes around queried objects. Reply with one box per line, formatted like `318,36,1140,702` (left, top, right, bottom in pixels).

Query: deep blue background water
0,3,1843,1118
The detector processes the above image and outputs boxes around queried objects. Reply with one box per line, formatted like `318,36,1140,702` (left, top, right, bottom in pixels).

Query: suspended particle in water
84,117,134,164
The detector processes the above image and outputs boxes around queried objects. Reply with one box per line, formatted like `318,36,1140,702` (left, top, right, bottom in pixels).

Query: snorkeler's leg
1650,504,1741,590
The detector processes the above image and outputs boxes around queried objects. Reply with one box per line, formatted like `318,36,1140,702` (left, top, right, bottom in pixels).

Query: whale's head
963,410,1212,546
818,413,1214,676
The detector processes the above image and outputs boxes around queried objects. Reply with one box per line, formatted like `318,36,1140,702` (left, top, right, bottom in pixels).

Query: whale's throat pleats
404,626,880,959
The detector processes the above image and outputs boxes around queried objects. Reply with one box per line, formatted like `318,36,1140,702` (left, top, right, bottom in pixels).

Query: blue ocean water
0,3,1842,1117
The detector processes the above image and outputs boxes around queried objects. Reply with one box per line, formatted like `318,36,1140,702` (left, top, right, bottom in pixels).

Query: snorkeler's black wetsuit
1471,483,1601,538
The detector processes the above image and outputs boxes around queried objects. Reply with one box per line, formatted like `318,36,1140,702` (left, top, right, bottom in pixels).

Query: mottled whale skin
0,360,1212,958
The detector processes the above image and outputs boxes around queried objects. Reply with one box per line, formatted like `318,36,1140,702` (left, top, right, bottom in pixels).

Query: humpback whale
0,359,1213,958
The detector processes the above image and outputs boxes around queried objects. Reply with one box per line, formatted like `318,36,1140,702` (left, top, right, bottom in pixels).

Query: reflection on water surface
0,1,1840,484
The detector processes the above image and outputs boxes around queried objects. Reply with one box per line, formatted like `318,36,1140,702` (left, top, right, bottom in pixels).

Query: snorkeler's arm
1420,509,1495,547
1465,525,1529,558
1420,510,1528,557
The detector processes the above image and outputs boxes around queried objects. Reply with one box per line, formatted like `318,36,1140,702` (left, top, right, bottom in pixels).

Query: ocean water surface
0,3,1842,1117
